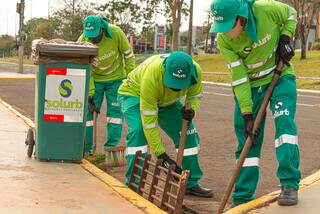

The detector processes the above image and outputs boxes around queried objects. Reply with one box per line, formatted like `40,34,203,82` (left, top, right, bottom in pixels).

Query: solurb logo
58,79,73,98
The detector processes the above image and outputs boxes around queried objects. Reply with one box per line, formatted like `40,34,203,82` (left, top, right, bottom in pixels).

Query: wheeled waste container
30,39,98,162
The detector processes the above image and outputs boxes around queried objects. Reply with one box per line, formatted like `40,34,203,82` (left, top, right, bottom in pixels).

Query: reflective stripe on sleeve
143,122,158,129
228,60,242,69
249,65,276,79
231,77,248,87
188,93,203,99
124,49,132,55
124,53,134,59
141,110,158,116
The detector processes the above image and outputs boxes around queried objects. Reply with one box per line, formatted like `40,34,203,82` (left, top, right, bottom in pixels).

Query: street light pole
187,0,193,55
17,0,25,74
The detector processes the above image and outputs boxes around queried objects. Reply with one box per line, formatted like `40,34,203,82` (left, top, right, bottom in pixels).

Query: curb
81,159,167,214
225,170,320,214
0,98,166,214
0,77,35,80
202,81,320,94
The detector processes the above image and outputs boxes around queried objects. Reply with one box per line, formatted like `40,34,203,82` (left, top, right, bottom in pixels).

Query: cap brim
164,69,191,90
210,16,237,33
83,27,100,38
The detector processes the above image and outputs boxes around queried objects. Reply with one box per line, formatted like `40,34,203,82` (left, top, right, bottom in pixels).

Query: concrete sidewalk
250,181,320,214
0,102,144,214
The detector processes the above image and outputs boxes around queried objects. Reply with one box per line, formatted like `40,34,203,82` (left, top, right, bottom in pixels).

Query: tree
0,35,16,57
281,0,320,59
50,0,94,41
24,18,55,55
138,0,189,50
165,0,185,50
96,0,142,35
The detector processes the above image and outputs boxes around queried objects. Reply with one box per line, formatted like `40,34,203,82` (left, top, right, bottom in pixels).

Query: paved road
0,62,319,213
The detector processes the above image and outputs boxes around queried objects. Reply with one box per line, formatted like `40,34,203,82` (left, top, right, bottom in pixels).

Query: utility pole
48,0,50,18
17,0,25,74
72,0,75,16
205,12,210,53
187,0,193,55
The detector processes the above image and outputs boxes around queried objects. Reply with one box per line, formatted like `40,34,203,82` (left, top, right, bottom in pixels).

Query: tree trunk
170,0,183,51
300,37,307,59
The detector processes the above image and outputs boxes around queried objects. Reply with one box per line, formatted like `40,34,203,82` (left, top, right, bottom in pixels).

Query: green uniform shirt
217,0,297,113
78,24,135,96
118,54,203,156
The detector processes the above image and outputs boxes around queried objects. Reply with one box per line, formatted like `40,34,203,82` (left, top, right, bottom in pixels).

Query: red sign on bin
46,68,67,76
44,114,64,122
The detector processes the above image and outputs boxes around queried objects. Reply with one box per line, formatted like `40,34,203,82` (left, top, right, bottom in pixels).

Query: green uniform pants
85,79,123,154
120,95,203,188
233,74,301,205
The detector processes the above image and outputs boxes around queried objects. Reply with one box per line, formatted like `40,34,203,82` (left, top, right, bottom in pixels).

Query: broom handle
216,61,284,214
176,101,191,167
92,111,97,154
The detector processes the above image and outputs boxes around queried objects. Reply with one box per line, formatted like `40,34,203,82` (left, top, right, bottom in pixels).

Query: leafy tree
50,0,94,41
281,0,320,59
0,35,16,57
24,18,55,55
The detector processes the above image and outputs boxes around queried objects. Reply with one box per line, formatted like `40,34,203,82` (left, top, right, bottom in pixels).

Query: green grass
194,51,320,90
0,56,33,65
193,51,320,76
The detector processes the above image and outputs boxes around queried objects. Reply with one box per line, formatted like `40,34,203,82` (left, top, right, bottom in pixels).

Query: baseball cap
83,16,102,38
210,0,248,33
164,51,197,90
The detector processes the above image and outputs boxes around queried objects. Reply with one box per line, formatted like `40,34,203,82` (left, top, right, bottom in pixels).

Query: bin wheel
26,128,35,158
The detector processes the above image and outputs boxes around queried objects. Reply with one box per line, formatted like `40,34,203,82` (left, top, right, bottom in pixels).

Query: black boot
185,185,214,198
278,186,298,206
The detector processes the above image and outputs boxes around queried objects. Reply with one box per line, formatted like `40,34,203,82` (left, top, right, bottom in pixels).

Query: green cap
210,0,248,33
83,16,113,38
164,51,197,90
83,16,102,38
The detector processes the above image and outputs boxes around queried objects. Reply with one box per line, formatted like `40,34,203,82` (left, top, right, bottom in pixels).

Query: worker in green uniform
78,16,135,155
118,51,213,198
210,0,300,206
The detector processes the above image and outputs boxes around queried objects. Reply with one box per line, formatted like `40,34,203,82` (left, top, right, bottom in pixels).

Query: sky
0,0,212,36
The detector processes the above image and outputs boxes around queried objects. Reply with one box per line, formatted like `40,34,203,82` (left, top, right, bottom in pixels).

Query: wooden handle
176,102,191,167
216,61,284,214
92,111,97,154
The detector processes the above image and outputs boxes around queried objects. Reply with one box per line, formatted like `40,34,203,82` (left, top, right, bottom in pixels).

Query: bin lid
32,39,98,57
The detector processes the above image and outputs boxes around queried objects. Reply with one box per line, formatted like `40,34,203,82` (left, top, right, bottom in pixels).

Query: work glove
243,114,259,142
276,35,295,66
89,57,100,67
88,96,100,114
157,152,183,175
181,106,195,122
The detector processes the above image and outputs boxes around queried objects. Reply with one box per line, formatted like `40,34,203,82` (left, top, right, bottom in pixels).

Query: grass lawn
0,56,33,65
194,51,320,90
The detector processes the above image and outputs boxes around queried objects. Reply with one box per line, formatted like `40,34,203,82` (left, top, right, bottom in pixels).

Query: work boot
277,186,298,206
185,185,214,198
